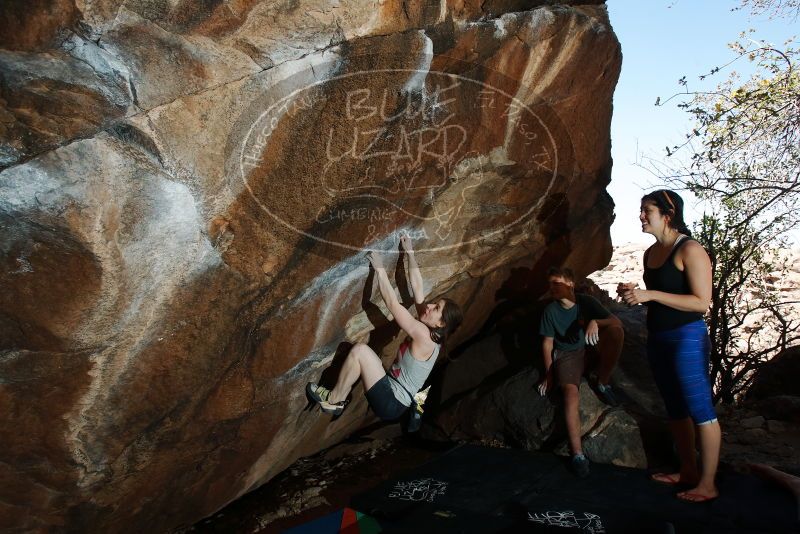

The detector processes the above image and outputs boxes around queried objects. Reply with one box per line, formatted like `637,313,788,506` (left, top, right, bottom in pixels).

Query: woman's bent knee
351,343,381,367
351,343,370,357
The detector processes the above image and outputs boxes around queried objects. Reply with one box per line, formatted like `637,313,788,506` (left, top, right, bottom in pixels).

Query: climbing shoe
306,382,330,403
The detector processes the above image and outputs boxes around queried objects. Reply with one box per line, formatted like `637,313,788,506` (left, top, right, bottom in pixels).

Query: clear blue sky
606,0,797,245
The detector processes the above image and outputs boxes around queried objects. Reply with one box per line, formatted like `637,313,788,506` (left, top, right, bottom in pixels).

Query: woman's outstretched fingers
367,251,385,270
400,233,413,252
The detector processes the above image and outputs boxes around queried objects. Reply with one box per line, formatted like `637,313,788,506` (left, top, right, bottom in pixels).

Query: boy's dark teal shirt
539,294,611,352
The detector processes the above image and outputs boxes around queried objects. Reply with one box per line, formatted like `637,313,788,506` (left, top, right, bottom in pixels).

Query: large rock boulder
747,345,800,400
0,1,621,531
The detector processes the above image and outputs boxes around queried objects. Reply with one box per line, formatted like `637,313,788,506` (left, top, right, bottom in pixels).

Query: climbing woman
618,189,720,503
306,234,462,421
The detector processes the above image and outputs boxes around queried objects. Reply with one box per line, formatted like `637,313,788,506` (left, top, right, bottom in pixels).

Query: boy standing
539,267,624,477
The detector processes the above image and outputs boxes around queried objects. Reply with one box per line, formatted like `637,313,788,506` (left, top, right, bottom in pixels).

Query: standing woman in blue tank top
306,235,462,419
618,189,720,503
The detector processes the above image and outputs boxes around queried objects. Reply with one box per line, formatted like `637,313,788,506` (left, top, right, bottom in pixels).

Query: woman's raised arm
368,251,427,339
400,234,425,306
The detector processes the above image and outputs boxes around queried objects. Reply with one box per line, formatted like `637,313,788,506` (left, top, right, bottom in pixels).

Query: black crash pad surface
350,444,798,533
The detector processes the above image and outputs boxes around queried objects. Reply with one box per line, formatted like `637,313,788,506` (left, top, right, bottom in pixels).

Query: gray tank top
388,339,440,406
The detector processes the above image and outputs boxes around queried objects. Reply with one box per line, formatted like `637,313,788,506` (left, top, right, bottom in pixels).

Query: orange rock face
0,1,620,530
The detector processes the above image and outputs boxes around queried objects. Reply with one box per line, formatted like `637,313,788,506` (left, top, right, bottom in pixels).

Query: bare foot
651,472,699,486
677,485,719,503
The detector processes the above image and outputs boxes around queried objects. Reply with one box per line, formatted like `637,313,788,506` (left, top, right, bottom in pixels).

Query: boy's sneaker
596,383,619,406
571,454,590,478
306,382,331,403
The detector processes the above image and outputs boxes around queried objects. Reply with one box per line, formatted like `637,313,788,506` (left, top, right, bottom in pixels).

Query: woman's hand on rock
367,251,385,270
400,233,414,254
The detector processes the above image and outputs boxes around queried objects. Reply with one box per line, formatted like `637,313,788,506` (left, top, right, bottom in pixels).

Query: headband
662,191,676,212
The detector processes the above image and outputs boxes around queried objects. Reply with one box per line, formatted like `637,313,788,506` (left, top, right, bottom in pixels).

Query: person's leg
555,349,585,455
596,324,624,385
555,351,589,477
673,322,719,499
328,343,386,403
748,463,800,508
678,420,720,500
648,331,698,485
668,417,700,484
563,383,582,455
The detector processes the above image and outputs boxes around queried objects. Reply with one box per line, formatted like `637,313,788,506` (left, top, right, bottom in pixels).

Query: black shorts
553,347,585,387
366,375,409,421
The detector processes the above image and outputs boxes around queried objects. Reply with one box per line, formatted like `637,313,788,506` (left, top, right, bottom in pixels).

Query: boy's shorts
553,347,585,387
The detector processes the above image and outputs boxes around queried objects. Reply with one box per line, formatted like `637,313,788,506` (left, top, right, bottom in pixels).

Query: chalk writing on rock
527,510,605,533
388,478,448,502
236,59,571,255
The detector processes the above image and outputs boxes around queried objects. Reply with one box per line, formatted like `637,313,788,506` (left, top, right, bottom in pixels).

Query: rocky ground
717,403,800,474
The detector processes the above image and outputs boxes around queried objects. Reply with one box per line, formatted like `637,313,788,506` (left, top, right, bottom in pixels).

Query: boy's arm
539,337,554,395
585,313,622,346
580,295,622,343
594,314,622,328
542,337,554,370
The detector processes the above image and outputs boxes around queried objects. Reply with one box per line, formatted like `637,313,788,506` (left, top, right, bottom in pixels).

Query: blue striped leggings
647,320,717,425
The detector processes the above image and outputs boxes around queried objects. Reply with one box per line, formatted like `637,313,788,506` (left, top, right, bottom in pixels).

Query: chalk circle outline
238,65,564,253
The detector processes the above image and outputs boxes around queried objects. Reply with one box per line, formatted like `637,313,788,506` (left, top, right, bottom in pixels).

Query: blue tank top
643,236,705,332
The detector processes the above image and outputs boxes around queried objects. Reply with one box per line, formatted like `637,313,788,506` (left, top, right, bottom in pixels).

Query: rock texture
0,1,621,531
726,345,800,473
717,402,800,474
747,345,800,400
